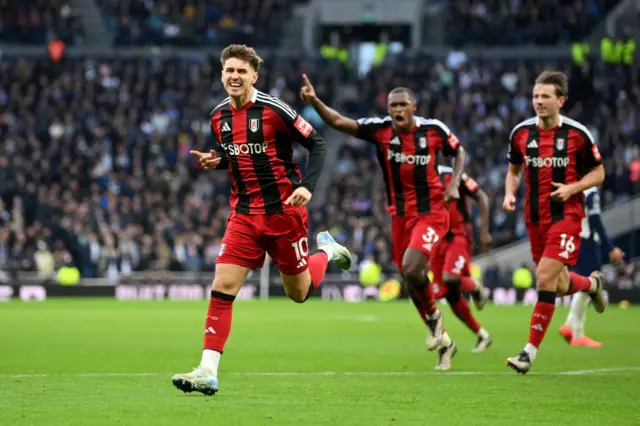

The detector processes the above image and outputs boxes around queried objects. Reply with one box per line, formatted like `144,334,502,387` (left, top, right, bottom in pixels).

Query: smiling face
532,83,565,119
221,57,258,99
387,91,416,131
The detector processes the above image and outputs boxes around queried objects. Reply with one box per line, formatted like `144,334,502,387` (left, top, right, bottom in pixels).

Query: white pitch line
2,367,640,379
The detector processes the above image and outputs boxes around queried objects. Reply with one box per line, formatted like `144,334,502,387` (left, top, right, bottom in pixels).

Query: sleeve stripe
256,93,297,120
509,117,537,140
562,116,595,144
437,165,453,174
210,97,230,116
357,116,392,125
417,117,451,135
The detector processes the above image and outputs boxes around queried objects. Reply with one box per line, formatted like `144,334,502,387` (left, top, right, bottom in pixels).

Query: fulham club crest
419,137,427,149
250,118,260,133
556,138,565,150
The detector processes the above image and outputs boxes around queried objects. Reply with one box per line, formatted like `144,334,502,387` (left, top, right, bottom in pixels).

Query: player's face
387,92,416,130
532,83,565,118
222,57,258,98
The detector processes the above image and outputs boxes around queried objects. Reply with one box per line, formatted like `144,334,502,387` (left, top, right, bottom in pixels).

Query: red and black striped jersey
355,116,461,217
438,165,479,241
210,89,325,215
507,115,602,225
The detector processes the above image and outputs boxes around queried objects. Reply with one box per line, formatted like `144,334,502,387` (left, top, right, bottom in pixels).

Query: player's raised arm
300,74,359,136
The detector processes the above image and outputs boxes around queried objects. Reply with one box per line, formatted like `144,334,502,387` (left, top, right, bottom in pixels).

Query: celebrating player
171,45,352,395
301,75,465,370
559,187,625,347
431,166,492,353
504,70,607,374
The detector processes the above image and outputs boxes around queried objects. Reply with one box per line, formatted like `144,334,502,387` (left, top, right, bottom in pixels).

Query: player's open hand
503,194,516,212
300,74,317,103
609,247,625,264
444,185,460,204
550,182,575,202
285,187,312,207
190,149,221,170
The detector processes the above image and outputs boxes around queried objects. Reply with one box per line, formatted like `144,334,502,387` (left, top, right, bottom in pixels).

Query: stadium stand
1,50,636,279
445,0,623,46
329,53,638,270
97,0,305,46
0,54,333,278
0,0,84,45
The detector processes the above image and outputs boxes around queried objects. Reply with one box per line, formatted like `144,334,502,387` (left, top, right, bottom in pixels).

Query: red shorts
217,207,310,275
391,211,450,274
431,235,471,283
527,217,582,266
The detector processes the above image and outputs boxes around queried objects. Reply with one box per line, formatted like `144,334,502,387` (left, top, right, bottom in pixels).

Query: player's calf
171,264,248,395
443,276,491,351
403,251,443,350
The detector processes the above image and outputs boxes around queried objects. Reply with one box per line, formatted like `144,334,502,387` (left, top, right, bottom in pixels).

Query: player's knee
211,274,242,295
281,273,312,303
535,269,557,291
286,287,308,303
401,260,423,283
443,274,461,292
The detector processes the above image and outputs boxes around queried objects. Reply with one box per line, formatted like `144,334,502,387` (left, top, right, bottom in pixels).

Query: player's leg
441,240,491,352
171,214,264,395
266,208,351,302
277,233,352,302
402,214,456,364
560,246,603,347
557,269,604,347
508,220,605,373
507,255,564,374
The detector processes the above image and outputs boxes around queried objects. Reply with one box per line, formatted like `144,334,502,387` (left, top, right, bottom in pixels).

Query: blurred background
0,0,638,302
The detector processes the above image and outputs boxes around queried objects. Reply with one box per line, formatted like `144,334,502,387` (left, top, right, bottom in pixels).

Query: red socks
450,297,481,333
567,272,591,294
459,277,477,293
309,251,329,290
203,291,235,353
528,290,556,349
408,277,439,326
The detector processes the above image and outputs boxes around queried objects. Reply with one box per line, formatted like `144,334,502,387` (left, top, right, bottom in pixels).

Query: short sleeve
268,100,318,147
355,117,387,143
507,128,524,165
422,118,459,156
580,129,602,171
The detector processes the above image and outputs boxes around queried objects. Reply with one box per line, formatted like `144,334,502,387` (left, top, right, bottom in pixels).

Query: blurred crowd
0,0,84,45
325,52,639,272
0,0,626,48
0,50,637,281
0,54,333,279
0,1,638,281
98,0,300,47
445,0,620,46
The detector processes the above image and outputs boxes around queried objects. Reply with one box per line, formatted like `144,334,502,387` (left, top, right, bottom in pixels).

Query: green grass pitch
1,299,639,425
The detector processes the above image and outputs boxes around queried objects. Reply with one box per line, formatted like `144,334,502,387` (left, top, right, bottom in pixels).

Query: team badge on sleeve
294,115,313,137
448,133,460,149
591,144,602,162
